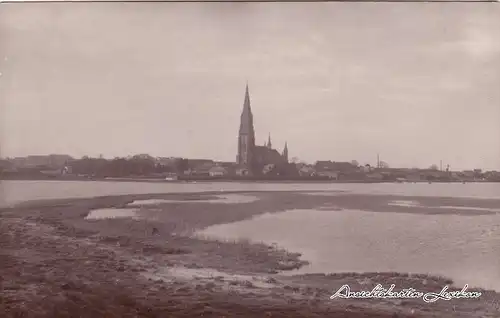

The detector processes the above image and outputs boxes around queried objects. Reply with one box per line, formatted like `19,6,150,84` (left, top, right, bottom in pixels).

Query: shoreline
2,176,496,183
2,191,499,317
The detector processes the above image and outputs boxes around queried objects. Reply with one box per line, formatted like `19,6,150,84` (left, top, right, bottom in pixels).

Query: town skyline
0,80,491,173
1,3,499,171
1,81,497,172
0,151,489,173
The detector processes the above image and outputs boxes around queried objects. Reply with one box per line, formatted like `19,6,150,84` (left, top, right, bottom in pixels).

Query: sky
1,2,499,170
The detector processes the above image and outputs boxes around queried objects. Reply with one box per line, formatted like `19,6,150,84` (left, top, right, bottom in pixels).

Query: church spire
267,133,272,149
237,83,255,168
282,142,289,163
239,83,254,135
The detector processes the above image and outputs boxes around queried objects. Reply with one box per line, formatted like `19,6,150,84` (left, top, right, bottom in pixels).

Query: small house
298,165,316,177
236,167,250,176
209,166,228,177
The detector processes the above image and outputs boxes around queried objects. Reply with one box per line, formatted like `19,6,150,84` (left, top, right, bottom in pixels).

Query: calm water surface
198,209,500,292
2,180,500,207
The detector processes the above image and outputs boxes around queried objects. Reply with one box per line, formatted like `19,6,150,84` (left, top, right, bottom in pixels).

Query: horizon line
1,153,495,171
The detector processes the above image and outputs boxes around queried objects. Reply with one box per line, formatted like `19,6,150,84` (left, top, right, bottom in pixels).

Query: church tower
237,84,256,169
282,142,289,163
266,133,272,149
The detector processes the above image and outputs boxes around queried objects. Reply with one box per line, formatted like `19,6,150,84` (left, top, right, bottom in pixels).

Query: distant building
215,161,236,168
262,164,276,175
0,159,11,168
298,165,316,177
62,166,72,174
189,168,210,176
366,172,384,180
165,173,178,181
315,161,357,174
484,171,500,181
254,138,286,168
208,166,228,177
0,159,14,173
188,159,214,169
9,154,73,169
461,170,475,180
10,157,26,168
406,173,421,182
236,84,289,175
317,171,339,179
235,167,250,176
361,164,372,173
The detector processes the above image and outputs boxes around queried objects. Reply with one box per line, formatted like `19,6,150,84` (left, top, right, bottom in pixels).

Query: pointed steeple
239,83,254,135
267,133,272,149
282,142,289,163
237,83,256,168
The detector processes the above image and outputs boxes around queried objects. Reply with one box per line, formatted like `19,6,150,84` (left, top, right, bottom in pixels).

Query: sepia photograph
1,1,499,317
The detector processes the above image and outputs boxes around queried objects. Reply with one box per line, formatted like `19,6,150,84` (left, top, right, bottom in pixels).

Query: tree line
69,156,188,177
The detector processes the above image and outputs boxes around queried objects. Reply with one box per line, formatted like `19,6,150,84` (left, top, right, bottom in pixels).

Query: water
388,199,500,212
436,206,500,212
198,208,500,292
127,194,258,206
2,180,500,207
3,180,500,291
85,208,139,220
387,200,421,207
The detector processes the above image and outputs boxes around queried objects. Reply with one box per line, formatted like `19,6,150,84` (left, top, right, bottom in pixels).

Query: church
236,84,289,175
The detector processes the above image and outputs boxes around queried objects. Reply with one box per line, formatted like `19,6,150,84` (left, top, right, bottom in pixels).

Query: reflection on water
85,208,139,220
127,194,258,206
302,191,347,196
128,199,175,206
387,200,500,213
197,208,500,292
388,200,421,207
437,206,500,212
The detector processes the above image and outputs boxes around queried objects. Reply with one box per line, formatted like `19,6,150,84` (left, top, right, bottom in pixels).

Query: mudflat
1,191,499,317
